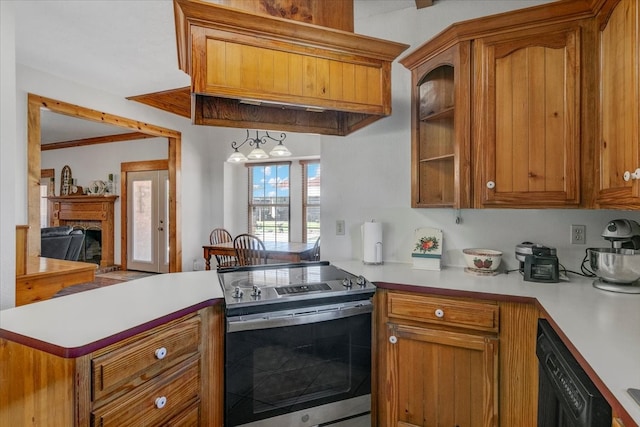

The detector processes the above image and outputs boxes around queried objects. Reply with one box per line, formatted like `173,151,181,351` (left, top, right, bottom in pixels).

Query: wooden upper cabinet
595,0,640,209
404,42,471,208
473,24,582,208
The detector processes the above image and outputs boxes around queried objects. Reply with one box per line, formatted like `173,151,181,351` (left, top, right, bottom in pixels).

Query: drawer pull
434,308,444,318
155,347,168,360
155,396,168,409
389,335,398,344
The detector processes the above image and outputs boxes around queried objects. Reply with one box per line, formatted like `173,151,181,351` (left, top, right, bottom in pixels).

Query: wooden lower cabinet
0,305,223,427
385,322,498,426
375,289,540,427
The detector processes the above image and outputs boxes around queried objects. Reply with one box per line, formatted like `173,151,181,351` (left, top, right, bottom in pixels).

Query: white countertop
0,270,223,356
334,260,640,425
1,263,638,424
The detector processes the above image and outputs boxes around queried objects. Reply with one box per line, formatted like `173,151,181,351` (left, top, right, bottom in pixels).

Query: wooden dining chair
311,236,321,261
209,228,237,268
233,233,268,266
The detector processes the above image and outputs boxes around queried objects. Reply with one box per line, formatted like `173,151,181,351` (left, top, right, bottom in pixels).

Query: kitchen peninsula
1,263,639,426
0,271,225,426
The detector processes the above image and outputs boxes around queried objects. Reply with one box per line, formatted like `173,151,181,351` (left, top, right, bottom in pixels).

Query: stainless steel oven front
219,262,374,427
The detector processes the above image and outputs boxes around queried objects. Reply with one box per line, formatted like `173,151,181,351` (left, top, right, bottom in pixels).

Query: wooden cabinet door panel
200,31,386,114
386,323,498,427
474,25,581,207
596,0,640,208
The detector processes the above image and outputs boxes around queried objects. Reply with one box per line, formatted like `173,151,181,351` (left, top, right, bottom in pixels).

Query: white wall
1,1,17,310
0,60,234,307
320,0,640,274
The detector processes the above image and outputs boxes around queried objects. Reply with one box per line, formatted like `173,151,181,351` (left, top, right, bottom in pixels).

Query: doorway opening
123,163,169,273
27,94,182,271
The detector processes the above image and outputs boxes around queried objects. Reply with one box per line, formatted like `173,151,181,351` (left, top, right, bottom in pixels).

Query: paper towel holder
363,241,383,265
362,220,384,265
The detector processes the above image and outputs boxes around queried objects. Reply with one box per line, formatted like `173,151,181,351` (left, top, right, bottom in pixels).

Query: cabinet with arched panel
402,42,471,208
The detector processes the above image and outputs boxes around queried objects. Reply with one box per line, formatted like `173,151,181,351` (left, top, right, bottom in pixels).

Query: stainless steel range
217,261,375,427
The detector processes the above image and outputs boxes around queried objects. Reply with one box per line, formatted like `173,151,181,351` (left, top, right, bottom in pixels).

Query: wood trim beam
27,93,182,275
415,0,434,8
41,132,157,151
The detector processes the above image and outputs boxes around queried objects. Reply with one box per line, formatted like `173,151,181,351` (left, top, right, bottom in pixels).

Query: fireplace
47,195,118,267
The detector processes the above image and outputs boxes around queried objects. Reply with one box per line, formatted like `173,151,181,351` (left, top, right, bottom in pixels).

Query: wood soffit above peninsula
128,0,409,136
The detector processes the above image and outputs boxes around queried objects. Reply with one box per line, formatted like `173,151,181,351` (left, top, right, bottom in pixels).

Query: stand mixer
589,219,640,293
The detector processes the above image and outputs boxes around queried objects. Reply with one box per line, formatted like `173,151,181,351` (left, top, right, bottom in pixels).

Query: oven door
224,300,372,427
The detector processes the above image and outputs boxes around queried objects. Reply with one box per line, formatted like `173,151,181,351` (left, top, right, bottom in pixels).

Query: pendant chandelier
227,130,291,163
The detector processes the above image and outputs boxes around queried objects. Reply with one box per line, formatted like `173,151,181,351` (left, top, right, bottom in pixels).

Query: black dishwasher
536,319,611,427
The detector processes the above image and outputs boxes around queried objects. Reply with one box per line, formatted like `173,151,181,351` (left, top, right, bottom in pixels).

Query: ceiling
12,0,418,143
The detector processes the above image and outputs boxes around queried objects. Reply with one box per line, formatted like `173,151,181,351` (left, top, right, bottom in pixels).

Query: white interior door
127,170,169,273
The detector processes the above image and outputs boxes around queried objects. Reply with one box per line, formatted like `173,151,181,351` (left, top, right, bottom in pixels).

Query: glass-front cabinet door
404,41,471,208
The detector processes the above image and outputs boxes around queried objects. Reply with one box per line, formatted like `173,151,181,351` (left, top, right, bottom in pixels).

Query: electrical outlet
571,224,586,245
336,220,345,236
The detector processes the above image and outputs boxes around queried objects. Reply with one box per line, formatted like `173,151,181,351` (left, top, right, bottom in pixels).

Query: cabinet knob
434,308,444,318
389,335,398,344
155,396,167,409
486,181,496,189
624,171,632,181
632,169,640,180
154,347,167,360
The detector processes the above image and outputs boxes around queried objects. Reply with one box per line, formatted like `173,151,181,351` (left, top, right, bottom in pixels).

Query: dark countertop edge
375,280,637,426
0,298,223,358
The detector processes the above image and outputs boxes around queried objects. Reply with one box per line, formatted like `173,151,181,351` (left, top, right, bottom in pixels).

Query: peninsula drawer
91,357,201,427
92,315,201,401
387,292,499,333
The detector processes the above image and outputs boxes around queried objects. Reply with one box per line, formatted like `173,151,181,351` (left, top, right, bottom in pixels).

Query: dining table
203,241,316,270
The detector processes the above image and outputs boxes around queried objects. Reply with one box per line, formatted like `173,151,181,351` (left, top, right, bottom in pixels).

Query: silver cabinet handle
389,335,398,344
486,181,496,189
434,308,444,318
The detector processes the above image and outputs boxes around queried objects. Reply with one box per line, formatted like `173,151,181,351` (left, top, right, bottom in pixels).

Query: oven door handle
226,301,372,333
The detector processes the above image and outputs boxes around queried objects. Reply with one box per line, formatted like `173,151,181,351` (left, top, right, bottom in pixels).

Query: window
302,160,321,243
248,162,290,243
40,169,55,227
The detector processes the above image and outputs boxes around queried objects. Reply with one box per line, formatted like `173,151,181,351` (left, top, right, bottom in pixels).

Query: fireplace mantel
47,195,119,267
